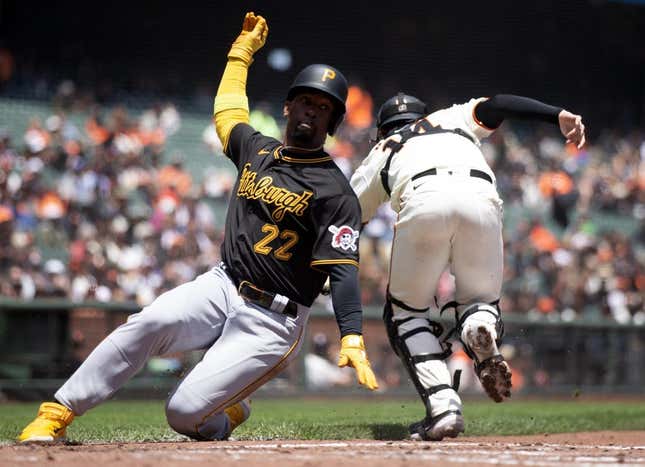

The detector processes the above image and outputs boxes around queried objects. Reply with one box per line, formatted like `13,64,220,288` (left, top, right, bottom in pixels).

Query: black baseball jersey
222,123,361,307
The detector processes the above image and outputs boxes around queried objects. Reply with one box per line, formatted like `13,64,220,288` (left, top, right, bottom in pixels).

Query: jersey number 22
254,224,299,261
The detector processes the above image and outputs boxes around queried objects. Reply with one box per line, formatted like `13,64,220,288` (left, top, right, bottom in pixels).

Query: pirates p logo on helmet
321,68,336,82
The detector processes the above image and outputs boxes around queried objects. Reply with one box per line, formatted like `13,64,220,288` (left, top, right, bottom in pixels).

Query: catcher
350,92,585,440
18,11,377,443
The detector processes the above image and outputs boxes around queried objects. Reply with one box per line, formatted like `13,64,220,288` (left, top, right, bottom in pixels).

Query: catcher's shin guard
447,300,512,402
383,294,462,440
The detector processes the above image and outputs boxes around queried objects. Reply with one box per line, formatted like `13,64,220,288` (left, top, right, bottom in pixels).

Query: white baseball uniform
350,98,504,417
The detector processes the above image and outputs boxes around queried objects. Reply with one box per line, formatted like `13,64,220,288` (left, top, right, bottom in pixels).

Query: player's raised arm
474,94,586,148
213,12,268,152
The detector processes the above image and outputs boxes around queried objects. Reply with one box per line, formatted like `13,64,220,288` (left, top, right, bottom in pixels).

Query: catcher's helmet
286,64,348,135
376,92,428,136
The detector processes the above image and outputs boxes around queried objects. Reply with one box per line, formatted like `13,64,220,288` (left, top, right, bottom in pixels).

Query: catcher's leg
449,187,511,402
449,300,511,402
385,193,461,440
384,297,463,441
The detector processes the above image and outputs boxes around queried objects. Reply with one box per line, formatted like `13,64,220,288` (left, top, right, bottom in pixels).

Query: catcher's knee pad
383,293,457,413
453,301,504,363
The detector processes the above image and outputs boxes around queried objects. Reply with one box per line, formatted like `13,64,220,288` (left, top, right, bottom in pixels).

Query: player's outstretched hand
228,12,269,65
558,110,586,149
337,334,379,390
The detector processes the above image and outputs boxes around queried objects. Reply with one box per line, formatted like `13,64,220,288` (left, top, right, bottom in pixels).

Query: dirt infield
3,431,645,467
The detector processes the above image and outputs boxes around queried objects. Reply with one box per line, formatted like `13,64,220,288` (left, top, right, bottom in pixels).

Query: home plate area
4,432,645,467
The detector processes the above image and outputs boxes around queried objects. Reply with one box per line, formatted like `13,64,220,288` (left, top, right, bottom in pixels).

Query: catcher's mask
286,64,348,136
376,92,428,139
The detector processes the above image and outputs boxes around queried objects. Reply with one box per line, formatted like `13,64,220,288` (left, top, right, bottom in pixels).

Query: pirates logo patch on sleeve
328,225,359,252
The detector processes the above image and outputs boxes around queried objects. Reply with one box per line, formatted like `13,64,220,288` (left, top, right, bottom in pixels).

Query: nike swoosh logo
258,149,271,155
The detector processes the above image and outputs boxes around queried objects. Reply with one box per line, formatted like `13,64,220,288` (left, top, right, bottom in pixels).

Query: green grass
3,398,645,443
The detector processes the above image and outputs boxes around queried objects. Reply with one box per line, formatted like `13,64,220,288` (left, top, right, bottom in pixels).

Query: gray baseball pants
55,265,309,440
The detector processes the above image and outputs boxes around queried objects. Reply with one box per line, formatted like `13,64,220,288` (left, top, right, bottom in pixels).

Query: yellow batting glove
338,334,379,390
228,12,269,65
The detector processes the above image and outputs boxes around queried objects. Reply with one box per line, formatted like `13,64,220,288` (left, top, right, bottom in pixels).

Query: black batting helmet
376,92,428,136
286,64,348,136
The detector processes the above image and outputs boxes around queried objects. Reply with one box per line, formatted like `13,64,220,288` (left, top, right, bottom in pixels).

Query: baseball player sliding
18,11,377,443
351,92,585,440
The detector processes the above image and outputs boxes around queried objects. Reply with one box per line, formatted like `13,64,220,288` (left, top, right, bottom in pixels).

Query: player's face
283,92,334,148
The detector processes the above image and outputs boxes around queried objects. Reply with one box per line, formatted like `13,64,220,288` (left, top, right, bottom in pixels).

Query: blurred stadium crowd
0,80,643,326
